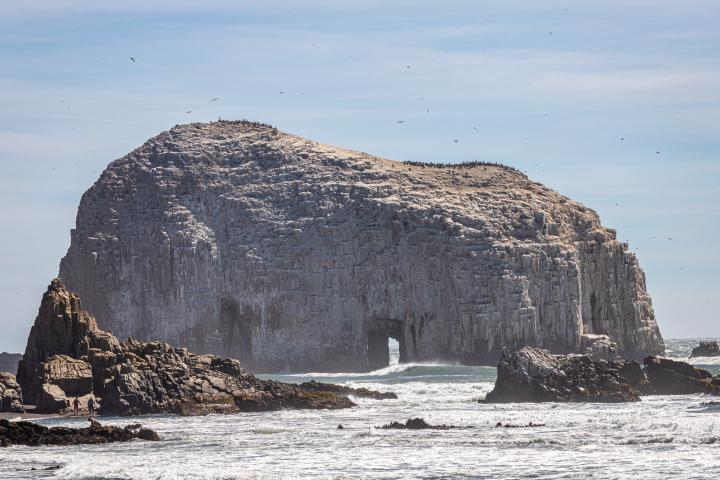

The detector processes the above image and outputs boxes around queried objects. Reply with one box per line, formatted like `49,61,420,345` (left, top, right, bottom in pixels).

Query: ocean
2,338,719,479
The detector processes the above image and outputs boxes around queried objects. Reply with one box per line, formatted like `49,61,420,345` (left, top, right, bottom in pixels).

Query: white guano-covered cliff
59,121,664,371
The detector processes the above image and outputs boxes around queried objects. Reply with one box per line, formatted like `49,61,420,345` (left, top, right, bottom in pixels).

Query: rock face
58,120,664,371
0,373,24,413
690,341,720,358
18,280,391,415
0,419,158,447
484,347,642,403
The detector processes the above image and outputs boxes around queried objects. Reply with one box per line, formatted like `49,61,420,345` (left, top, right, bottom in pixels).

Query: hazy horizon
1,0,719,352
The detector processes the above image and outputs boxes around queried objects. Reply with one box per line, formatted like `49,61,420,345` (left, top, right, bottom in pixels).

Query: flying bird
130,57,135,62
656,151,661,155
211,97,219,102
185,110,192,114
620,137,624,141
453,139,459,143
396,120,405,124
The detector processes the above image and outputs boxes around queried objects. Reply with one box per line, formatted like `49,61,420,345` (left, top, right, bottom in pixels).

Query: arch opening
366,319,406,370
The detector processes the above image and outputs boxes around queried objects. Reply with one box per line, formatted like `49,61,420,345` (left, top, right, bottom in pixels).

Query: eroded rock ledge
690,341,720,358
484,347,720,403
17,280,392,415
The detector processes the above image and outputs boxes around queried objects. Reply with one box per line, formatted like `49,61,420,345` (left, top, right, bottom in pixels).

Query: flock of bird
120,54,665,157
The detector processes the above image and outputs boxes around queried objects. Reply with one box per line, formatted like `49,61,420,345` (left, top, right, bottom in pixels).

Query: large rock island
59,120,664,371
17,279,381,415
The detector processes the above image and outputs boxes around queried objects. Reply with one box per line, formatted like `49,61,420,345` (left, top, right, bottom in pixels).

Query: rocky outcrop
0,419,158,447
484,347,642,403
17,279,387,415
0,353,22,375
485,348,720,402
643,357,720,395
58,121,664,371
690,341,720,358
0,373,23,413
17,279,113,403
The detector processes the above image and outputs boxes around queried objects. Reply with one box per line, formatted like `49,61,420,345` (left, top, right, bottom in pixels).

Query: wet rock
484,347,641,403
690,341,720,358
18,279,356,416
643,357,719,395
380,418,457,430
0,372,24,413
298,380,397,399
137,427,160,441
36,384,68,414
0,419,159,447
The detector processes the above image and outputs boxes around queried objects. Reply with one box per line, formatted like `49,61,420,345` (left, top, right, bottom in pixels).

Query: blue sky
1,1,718,351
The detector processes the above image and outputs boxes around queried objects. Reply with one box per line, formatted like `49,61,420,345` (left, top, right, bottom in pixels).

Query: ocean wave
281,361,466,378
665,356,720,366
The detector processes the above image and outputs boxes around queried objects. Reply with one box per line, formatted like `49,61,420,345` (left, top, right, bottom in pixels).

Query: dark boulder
484,347,641,403
0,419,159,447
380,418,457,430
690,341,720,358
643,357,719,395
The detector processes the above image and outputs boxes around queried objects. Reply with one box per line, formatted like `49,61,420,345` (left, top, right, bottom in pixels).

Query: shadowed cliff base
58,120,664,372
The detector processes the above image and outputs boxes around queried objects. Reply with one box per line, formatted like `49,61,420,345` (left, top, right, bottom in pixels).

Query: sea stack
58,121,664,371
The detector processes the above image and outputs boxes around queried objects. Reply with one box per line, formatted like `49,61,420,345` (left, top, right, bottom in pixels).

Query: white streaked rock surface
59,120,664,371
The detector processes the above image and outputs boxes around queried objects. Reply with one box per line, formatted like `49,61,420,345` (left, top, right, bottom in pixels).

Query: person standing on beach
73,397,80,416
87,396,95,418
